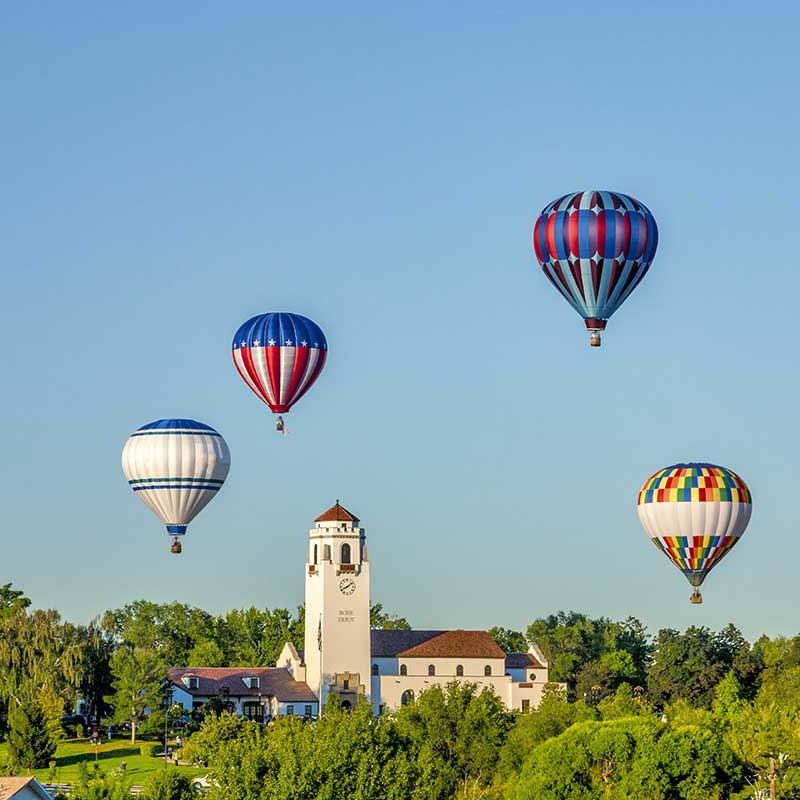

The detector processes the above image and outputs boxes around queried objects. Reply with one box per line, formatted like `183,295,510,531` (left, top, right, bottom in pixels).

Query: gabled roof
169,667,317,703
371,630,505,659
399,630,505,659
315,501,359,524
505,651,545,669
371,630,445,657
0,777,53,800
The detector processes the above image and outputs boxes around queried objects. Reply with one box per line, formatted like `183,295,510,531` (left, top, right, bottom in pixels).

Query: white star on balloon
285,339,293,346
268,339,276,346
300,340,307,347
240,340,246,347
253,339,260,346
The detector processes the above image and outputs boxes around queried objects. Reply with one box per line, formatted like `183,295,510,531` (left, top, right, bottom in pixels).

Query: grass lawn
0,737,206,787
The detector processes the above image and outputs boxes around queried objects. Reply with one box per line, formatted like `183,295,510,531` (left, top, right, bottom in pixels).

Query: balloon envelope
533,191,658,333
121,419,231,539
637,463,751,589
232,312,327,414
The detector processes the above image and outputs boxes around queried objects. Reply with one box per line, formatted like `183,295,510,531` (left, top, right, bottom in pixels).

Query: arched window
400,664,407,676
428,664,435,676
372,664,379,675
529,673,535,681
401,689,415,706
313,544,318,564
323,544,331,561
456,664,464,677
341,700,352,710
341,543,351,564
484,665,492,676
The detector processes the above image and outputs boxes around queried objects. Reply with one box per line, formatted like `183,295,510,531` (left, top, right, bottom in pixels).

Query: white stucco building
172,502,561,717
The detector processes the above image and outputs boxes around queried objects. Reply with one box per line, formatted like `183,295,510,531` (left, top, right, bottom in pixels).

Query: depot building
170,503,561,719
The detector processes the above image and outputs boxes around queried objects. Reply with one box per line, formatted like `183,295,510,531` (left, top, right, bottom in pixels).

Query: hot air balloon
121,419,231,553
532,191,658,347
232,312,327,433
637,463,752,604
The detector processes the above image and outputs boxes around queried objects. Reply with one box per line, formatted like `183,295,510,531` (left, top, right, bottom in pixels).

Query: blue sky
2,2,799,643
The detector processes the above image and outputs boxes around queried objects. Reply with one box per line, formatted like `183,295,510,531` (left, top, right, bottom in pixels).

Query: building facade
171,502,561,717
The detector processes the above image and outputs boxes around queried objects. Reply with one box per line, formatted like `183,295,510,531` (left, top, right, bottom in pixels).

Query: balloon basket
171,538,183,554
589,333,601,347
690,591,702,605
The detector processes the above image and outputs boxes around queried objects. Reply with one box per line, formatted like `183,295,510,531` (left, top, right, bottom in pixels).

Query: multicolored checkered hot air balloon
232,313,328,434
122,419,231,554
637,463,752,604
532,191,658,347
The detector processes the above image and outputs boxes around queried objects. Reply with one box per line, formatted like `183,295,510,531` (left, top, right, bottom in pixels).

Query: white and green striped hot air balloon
122,419,231,553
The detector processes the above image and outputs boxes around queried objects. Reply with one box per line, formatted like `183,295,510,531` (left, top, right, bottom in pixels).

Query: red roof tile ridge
315,501,359,523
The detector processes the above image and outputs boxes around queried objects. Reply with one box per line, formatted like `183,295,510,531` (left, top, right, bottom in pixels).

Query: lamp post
163,686,173,764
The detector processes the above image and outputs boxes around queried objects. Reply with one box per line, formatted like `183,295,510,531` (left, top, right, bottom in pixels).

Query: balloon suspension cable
589,332,602,348
275,416,288,435
170,537,182,555
690,589,702,605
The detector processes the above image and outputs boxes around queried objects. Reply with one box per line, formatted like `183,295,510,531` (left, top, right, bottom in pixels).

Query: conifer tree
7,700,56,769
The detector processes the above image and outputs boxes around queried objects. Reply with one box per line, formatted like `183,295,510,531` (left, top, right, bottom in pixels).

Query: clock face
339,578,356,596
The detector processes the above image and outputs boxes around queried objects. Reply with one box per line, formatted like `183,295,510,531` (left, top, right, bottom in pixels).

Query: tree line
3,584,800,796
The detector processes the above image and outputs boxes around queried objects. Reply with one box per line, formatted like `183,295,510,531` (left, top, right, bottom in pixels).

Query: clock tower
304,501,371,712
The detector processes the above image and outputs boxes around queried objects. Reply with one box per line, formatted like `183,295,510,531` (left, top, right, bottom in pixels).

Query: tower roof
315,501,359,524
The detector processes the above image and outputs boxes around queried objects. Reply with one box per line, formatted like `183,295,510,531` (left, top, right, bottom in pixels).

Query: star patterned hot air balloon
637,463,752,603
533,191,658,346
121,419,231,553
231,312,327,433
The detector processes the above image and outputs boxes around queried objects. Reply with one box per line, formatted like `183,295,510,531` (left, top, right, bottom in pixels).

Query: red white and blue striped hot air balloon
532,191,659,347
232,313,328,434
121,419,231,554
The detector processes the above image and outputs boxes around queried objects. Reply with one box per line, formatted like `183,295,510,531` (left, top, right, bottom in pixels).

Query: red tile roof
371,630,445,657
315,501,359,523
169,667,317,703
505,651,545,669
398,631,505,659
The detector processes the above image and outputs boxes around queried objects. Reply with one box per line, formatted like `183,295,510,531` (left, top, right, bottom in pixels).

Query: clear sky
2,2,799,643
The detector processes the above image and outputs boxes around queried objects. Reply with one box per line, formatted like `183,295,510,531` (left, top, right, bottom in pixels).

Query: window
244,677,260,689
521,699,530,712
313,544,318,564
242,701,263,721
400,664,407,676
186,676,199,690
343,679,349,690
341,543,351,564
456,664,464,677
484,665,492,676
304,705,312,717
401,690,415,706
341,700,352,710
372,664,379,675
428,664,435,676
529,673,535,681
323,544,331,561
286,705,294,715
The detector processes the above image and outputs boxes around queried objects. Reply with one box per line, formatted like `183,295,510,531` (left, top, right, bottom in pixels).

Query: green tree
525,612,651,696
506,717,745,800
0,584,30,618
218,606,303,666
186,639,225,667
0,608,85,740
370,603,411,630
102,601,218,666
498,686,595,779
106,646,167,743
68,762,132,800
6,699,56,769
648,624,759,708
489,627,528,653
141,768,195,800
394,682,511,800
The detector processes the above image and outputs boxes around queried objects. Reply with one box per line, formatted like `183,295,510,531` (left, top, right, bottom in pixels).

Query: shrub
141,768,194,800
140,742,160,758
7,700,56,769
